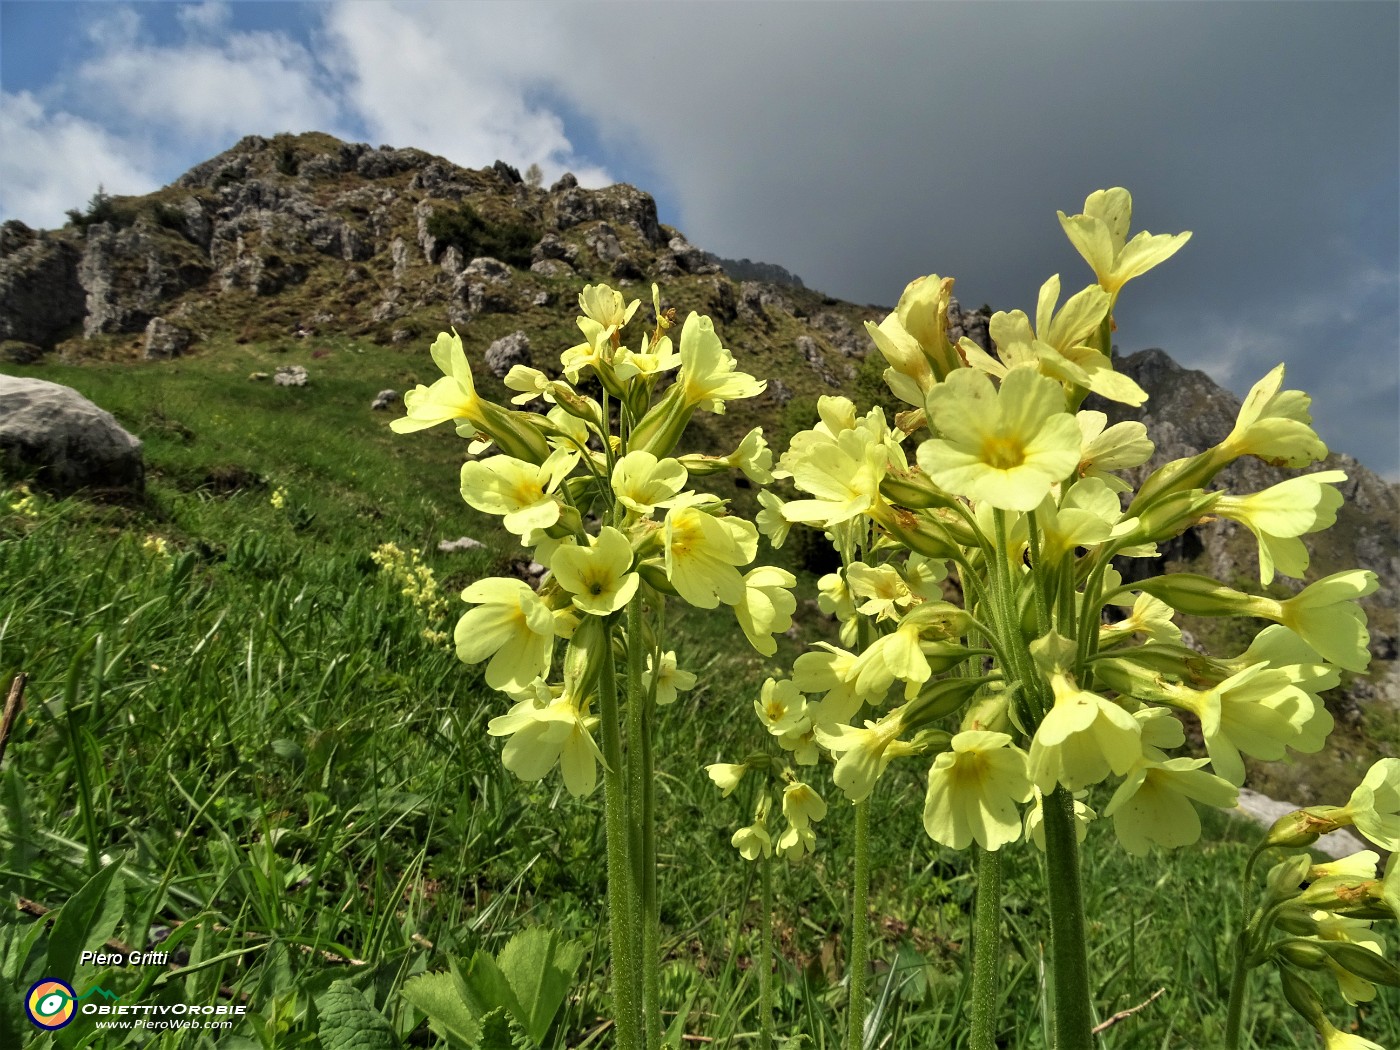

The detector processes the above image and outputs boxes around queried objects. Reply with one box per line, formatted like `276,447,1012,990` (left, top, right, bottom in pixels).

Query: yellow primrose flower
734,566,797,656
815,710,919,803
729,427,775,485
755,677,810,738
1338,759,1400,851
1220,364,1328,468
1157,662,1317,786
1033,477,1120,565
845,563,916,622
847,622,932,701
1104,756,1238,855
487,680,603,797
502,365,554,405
611,451,688,517
1098,592,1182,648
460,447,576,538
677,311,765,412
1028,670,1142,793
1317,1019,1385,1050
550,526,640,616
1075,411,1154,492
919,366,1082,512
455,577,556,691
755,490,791,548
662,503,758,608
393,329,487,433
963,276,1146,406
644,649,697,706
732,819,773,861
782,780,828,828
793,645,865,727
782,427,891,527
706,762,747,797
863,274,961,406
579,283,641,330
1024,788,1096,851
561,316,616,383
922,731,1033,852
1249,570,1378,673
1214,470,1347,583
617,326,681,378
1057,187,1191,298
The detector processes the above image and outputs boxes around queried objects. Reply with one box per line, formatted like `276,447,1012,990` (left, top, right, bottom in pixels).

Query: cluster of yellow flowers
391,284,788,797
370,542,451,646
4,483,40,519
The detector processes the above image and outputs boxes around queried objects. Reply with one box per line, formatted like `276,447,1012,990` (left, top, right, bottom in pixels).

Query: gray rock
549,172,578,193
143,317,193,360
0,228,86,348
371,389,399,410
667,234,719,274
798,335,840,387
485,331,531,378
530,259,573,277
273,365,308,387
0,376,144,494
947,297,992,355
530,232,578,266
585,223,625,264
1,340,44,364
438,536,486,553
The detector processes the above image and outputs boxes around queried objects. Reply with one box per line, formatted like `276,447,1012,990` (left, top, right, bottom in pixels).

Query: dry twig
1091,987,1167,1034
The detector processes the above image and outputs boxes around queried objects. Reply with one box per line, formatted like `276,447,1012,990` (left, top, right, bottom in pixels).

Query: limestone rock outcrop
0,376,144,493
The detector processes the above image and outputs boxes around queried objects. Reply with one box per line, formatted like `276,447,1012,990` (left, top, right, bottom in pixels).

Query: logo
25,978,77,1030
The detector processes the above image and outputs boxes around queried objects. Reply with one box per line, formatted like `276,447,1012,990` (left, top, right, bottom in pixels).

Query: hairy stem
759,852,776,1050
970,845,1004,1050
846,797,872,1050
598,634,643,1050
1042,786,1093,1050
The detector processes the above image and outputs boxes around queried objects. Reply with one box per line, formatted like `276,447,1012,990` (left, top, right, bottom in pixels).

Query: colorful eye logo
25,978,76,1029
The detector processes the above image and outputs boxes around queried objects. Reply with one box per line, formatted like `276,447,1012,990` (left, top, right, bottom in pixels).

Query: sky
2,1,1397,478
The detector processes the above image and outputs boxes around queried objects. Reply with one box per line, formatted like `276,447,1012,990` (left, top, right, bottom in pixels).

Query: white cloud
317,3,612,186
175,2,232,36
0,91,156,226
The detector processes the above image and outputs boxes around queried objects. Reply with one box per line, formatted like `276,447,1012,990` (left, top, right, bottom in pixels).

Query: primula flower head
393,329,484,433
644,650,697,706
734,566,798,656
1057,187,1191,298
1255,570,1378,673
1215,470,1347,583
922,730,1033,851
1221,364,1328,468
1028,671,1142,793
1341,758,1400,852
1076,411,1154,492
815,711,918,803
578,283,641,330
732,820,773,861
1104,756,1237,855
460,448,576,538
455,577,555,691
677,311,765,412
549,525,640,616
487,682,603,797
919,366,1081,512
662,504,757,608
863,274,960,405
612,451,688,517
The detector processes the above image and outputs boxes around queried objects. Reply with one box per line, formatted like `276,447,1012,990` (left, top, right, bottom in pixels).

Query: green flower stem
1025,511,1054,637
759,851,776,1050
846,796,872,1050
970,845,1004,1050
1224,845,1271,1050
598,631,644,1050
1042,785,1093,1050
625,595,661,1048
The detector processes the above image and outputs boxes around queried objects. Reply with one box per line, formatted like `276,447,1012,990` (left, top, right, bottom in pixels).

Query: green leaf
400,969,480,1049
495,927,583,1044
461,951,524,1027
48,857,125,982
318,979,400,1050
474,1006,523,1050
0,918,49,982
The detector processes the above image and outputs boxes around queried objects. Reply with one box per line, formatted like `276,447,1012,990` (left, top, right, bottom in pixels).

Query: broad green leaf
48,857,125,982
496,927,583,1044
400,969,480,1049
461,951,524,1027
317,980,399,1050
1,918,49,982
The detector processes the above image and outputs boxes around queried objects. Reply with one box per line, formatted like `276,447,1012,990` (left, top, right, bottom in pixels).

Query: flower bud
1264,852,1313,903
880,468,956,510
469,399,552,464
628,384,694,458
1277,940,1331,970
1131,574,1255,618
1265,808,1342,850
902,675,989,731
1278,967,1326,1028
1114,489,1220,546
546,382,602,426
874,506,966,560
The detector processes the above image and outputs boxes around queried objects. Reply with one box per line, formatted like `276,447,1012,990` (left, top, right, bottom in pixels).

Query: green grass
1,347,1397,1048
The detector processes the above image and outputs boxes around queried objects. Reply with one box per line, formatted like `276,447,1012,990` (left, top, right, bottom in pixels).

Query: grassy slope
2,334,1397,1047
